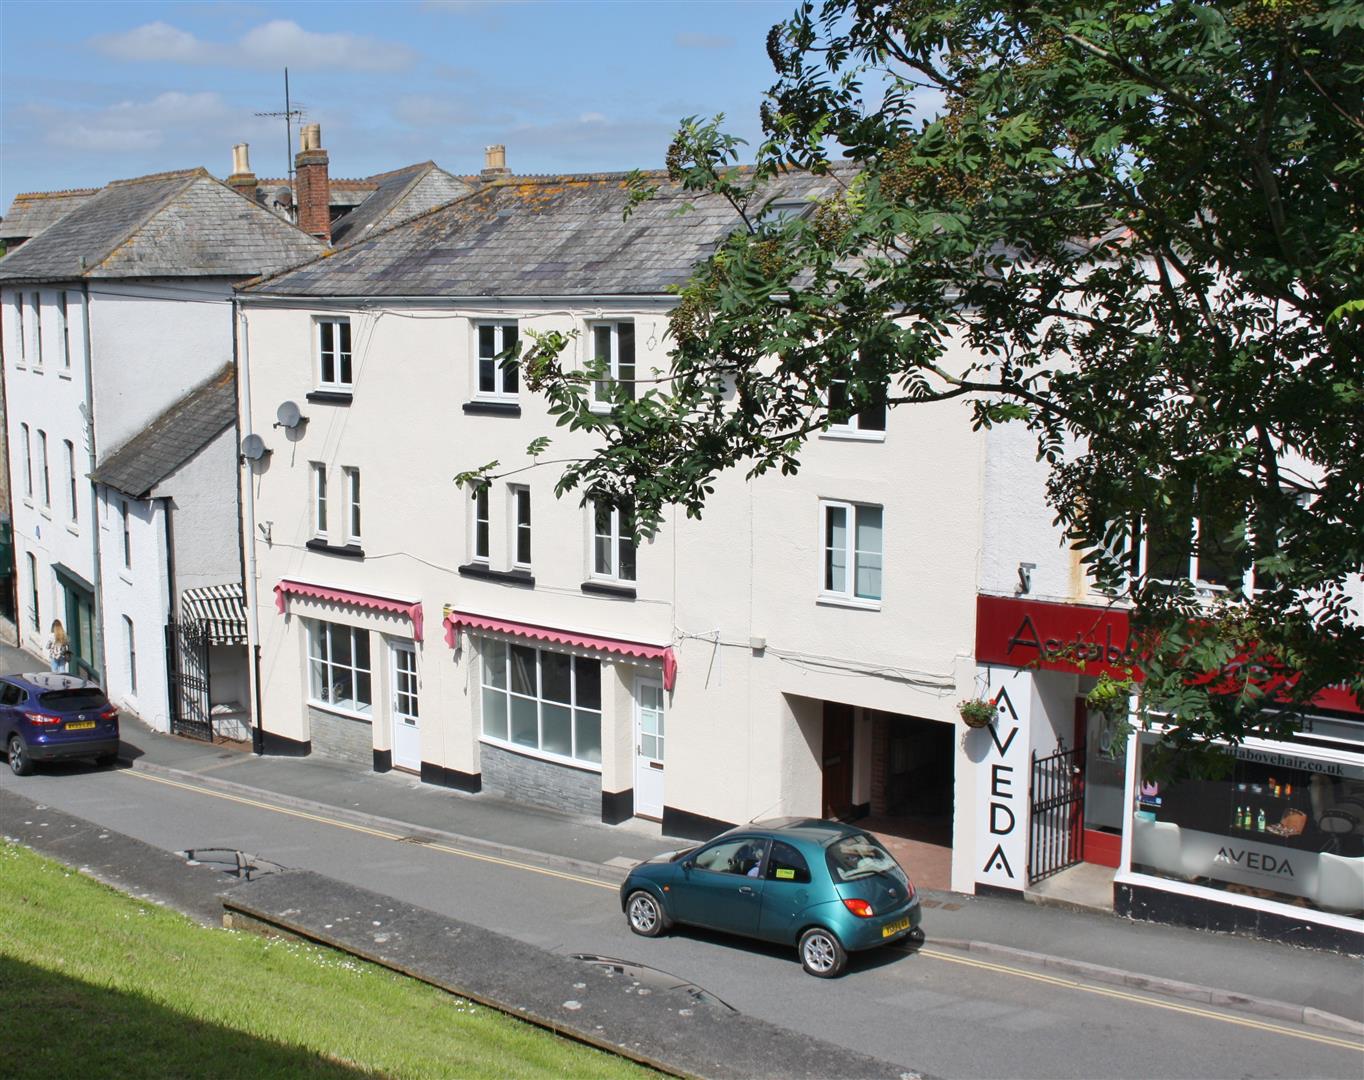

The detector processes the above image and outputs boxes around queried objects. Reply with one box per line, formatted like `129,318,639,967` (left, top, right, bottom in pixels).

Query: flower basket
958,698,997,729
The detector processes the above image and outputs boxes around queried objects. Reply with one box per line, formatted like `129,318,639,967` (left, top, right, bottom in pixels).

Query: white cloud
90,19,419,73
34,91,276,160
578,112,608,125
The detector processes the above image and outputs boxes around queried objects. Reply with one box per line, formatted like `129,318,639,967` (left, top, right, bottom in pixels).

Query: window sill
306,389,353,405
479,735,602,774
458,562,534,588
65,523,79,537
819,428,886,443
462,400,522,417
58,371,73,381
581,580,637,600
307,699,374,723
305,538,365,559
816,594,882,612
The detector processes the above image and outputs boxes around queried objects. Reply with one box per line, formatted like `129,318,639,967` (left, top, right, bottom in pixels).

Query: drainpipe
80,282,106,682
162,495,177,731
236,304,266,754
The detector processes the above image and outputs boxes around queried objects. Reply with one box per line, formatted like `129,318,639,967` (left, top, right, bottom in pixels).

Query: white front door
634,678,665,819
390,642,420,771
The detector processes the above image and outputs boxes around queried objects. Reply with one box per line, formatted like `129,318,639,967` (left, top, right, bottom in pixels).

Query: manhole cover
571,954,735,1011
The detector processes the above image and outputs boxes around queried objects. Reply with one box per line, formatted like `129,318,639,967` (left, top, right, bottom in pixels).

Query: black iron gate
1028,740,1085,883
166,618,213,741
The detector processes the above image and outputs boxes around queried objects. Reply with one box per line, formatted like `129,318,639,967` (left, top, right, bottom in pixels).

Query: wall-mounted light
1017,562,1036,594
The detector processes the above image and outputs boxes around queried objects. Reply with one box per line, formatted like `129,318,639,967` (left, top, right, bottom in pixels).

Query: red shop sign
976,595,1134,678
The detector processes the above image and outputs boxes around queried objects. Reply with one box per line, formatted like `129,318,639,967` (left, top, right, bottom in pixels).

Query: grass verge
0,841,654,1079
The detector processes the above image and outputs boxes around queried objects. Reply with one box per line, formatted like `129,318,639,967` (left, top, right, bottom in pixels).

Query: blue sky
0,0,795,209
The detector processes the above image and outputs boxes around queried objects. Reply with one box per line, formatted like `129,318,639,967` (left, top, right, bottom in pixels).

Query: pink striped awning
274,579,424,642
444,611,676,690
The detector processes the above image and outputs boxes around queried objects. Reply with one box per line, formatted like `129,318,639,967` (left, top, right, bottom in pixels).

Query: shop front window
1130,734,1364,917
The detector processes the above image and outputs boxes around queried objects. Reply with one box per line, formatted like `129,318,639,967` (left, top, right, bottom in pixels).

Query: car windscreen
825,834,901,882
37,689,109,711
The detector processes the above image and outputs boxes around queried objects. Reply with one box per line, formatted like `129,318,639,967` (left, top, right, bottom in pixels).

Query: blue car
2,673,119,776
620,817,923,977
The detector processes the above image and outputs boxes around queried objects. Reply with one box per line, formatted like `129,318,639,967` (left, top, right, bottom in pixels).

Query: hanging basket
958,699,997,729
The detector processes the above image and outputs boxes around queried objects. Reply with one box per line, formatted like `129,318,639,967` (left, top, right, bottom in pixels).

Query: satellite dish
241,434,268,461
275,401,303,429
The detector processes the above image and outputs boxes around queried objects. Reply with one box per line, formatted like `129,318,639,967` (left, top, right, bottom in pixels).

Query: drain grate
397,835,436,846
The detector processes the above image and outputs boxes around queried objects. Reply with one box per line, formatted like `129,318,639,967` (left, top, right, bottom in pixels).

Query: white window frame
1141,511,1254,595
14,294,25,364
825,374,887,440
38,430,50,508
63,439,77,524
27,553,39,631
342,466,361,546
58,291,71,372
510,484,531,569
29,292,42,368
590,498,636,583
311,463,328,539
588,320,635,407
123,616,137,696
391,641,419,720
475,321,519,400
479,638,602,767
470,486,490,563
306,619,373,717
121,500,132,569
819,499,884,607
315,316,353,391
20,423,32,499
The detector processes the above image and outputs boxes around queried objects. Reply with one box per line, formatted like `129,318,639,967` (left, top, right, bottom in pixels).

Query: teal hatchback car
620,818,922,977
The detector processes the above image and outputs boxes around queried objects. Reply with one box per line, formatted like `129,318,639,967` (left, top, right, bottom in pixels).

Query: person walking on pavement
44,620,70,673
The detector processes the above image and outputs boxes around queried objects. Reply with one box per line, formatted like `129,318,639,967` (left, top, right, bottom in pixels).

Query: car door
670,836,769,936
0,680,22,731
756,839,817,943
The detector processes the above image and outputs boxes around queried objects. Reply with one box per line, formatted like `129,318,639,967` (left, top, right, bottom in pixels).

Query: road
4,762,1361,1079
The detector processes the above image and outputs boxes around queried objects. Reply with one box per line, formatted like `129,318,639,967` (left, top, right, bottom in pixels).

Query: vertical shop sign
976,675,1031,892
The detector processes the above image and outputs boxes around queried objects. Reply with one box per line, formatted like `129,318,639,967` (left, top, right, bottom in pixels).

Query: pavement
3,638,1362,1061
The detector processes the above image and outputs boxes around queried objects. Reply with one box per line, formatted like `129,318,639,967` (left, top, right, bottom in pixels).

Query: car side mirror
681,859,694,872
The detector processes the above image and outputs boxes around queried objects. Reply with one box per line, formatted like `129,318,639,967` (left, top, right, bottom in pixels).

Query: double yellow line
123,769,1364,1053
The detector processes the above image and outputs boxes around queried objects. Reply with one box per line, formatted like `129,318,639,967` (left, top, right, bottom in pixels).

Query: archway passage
862,711,955,892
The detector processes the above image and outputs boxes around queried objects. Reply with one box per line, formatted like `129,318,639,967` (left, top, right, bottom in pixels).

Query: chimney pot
232,143,251,174
227,142,258,200
300,123,322,152
481,143,510,180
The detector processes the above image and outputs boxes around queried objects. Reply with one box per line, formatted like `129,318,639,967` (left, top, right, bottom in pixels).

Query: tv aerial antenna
254,68,307,217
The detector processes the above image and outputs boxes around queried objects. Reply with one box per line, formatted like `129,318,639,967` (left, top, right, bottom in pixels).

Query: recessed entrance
862,711,955,892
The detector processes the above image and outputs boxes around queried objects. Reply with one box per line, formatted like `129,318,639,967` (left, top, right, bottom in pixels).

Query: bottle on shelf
1256,807,1266,832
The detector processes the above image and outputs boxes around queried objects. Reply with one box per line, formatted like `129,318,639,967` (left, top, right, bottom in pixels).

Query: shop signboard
974,675,1030,892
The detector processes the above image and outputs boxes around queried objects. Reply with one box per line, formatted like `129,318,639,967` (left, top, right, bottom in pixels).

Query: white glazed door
634,678,665,819
390,643,420,771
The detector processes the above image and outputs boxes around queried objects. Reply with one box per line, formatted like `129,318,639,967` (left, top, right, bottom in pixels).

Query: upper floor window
124,616,137,696
511,485,531,568
20,424,32,499
1143,490,1252,593
58,291,71,370
14,294,26,363
342,467,361,546
592,498,636,582
121,500,132,568
307,619,372,716
590,321,635,406
476,322,519,399
828,376,887,436
471,486,490,563
821,500,883,604
316,317,352,391
311,463,328,538
63,440,78,524
29,293,42,368
38,430,50,508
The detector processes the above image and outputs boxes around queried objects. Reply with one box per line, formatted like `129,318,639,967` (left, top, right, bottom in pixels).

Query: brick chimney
227,143,258,200
294,123,331,244
481,144,510,181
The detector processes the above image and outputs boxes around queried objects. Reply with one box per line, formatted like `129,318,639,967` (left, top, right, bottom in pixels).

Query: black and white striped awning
180,583,248,643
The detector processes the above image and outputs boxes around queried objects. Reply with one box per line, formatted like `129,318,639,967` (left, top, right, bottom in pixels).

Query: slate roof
246,169,846,298
330,162,472,246
89,366,237,498
0,188,100,245
0,169,323,284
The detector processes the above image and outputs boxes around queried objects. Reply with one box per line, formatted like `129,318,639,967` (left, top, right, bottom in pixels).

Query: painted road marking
123,770,1364,1052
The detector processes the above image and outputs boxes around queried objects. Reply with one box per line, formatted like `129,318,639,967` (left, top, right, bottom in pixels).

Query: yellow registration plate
881,916,912,939
65,720,96,731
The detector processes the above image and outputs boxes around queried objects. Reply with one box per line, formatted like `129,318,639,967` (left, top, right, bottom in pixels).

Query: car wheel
799,927,847,978
625,890,669,937
8,734,33,777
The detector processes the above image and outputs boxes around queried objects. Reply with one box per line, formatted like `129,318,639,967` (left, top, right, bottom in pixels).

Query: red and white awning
444,610,676,690
274,579,424,642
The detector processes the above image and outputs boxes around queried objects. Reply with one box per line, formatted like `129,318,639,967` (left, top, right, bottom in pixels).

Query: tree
512,0,1364,771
